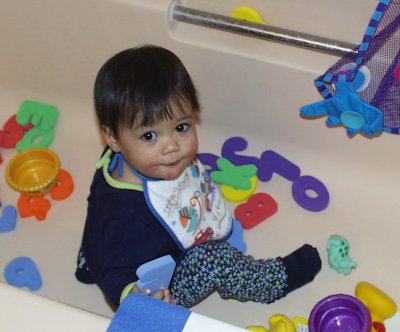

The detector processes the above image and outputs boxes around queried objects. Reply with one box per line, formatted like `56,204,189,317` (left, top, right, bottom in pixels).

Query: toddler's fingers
130,285,151,296
152,288,166,300
142,288,151,296
161,289,179,304
162,289,172,303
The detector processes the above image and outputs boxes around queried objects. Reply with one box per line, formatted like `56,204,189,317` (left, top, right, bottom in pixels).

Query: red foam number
49,169,74,200
17,194,51,221
234,192,278,229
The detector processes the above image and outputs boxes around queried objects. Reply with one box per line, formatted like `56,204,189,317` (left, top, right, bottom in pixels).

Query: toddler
75,45,321,308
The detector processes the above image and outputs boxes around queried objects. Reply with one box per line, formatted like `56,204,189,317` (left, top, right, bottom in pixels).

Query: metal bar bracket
171,5,357,57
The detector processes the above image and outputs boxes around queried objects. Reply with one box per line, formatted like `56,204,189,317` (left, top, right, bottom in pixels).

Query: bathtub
1,0,399,330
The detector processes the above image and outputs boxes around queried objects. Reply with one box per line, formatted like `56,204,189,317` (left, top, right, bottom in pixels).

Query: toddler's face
114,110,198,181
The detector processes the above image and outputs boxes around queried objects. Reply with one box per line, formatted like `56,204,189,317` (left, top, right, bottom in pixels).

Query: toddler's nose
163,137,180,154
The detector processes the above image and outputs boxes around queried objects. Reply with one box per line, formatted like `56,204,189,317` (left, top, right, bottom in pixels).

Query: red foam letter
234,192,278,229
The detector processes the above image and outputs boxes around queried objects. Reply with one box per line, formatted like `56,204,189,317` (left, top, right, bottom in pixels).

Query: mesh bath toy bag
301,0,400,136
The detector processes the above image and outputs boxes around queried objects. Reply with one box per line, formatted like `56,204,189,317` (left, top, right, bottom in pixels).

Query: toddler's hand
131,285,178,304
152,288,179,304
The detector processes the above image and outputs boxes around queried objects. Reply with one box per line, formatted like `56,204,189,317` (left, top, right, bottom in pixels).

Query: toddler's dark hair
94,45,200,137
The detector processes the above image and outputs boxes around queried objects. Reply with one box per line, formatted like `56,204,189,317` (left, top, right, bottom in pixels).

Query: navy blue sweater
79,154,185,306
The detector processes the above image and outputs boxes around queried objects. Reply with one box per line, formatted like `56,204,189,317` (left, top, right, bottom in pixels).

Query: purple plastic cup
309,294,371,332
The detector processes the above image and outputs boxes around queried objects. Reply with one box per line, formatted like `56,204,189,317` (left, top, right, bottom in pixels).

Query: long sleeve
80,168,184,306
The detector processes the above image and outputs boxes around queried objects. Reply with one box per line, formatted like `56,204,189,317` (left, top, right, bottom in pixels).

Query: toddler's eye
141,131,157,141
176,123,190,133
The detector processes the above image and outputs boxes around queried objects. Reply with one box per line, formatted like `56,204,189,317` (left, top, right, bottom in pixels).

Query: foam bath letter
211,158,257,190
4,256,42,291
0,205,17,233
197,153,219,174
136,255,176,294
221,136,260,167
235,192,278,229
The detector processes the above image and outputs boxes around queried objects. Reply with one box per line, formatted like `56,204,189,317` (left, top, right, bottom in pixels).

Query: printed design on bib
144,159,232,250
202,171,216,213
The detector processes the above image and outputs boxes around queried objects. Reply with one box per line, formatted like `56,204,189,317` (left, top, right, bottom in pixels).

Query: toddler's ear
102,125,120,152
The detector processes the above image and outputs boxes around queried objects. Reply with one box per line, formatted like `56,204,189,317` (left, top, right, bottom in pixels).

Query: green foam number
17,100,59,131
15,127,55,151
15,100,59,151
211,157,257,190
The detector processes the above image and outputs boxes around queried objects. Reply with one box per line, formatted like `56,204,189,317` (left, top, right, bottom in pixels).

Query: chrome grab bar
171,5,357,57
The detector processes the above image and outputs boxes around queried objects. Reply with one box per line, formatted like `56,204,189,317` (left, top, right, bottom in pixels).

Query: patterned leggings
170,241,288,308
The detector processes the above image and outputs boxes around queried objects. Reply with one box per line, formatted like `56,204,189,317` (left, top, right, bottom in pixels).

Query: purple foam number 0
292,175,329,212
257,150,301,182
221,136,260,167
258,150,329,212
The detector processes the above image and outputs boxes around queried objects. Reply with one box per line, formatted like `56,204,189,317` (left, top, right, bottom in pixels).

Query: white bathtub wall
1,0,399,329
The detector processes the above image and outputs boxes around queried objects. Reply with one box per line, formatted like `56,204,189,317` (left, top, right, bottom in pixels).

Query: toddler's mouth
166,159,182,167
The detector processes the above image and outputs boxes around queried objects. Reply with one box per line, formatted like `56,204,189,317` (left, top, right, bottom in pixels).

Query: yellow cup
6,148,60,196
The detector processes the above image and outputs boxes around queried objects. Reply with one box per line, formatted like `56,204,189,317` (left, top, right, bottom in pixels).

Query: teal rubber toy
211,157,257,190
327,234,357,275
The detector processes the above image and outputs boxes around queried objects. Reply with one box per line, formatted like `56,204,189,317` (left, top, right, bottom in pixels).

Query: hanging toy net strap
315,0,400,133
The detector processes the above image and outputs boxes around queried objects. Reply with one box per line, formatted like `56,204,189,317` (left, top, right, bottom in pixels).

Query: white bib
138,159,232,250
